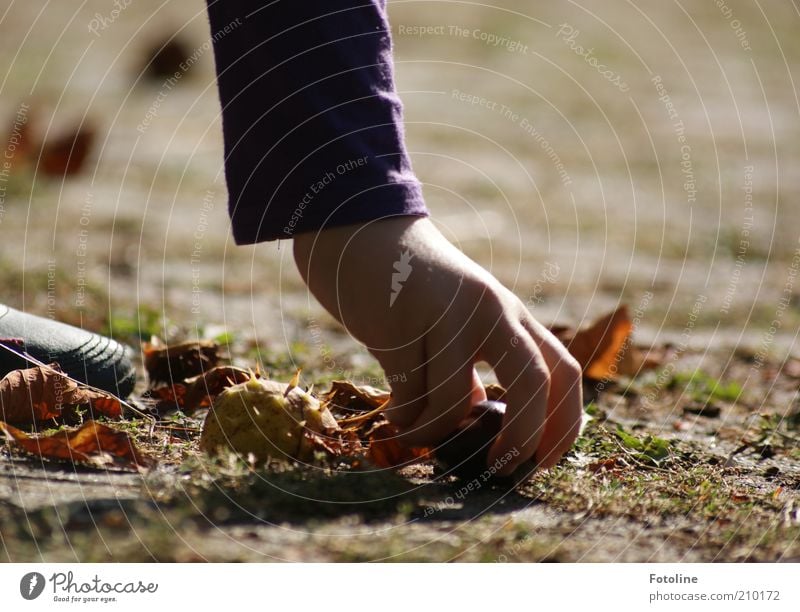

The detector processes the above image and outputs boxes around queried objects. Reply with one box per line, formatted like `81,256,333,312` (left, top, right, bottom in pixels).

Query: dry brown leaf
4,109,35,172
366,421,430,469
40,123,96,177
323,381,390,411
5,110,95,177
0,419,151,470
552,306,633,380
588,456,628,473
140,384,187,415
304,431,345,458
182,365,252,413
0,364,122,426
140,365,251,415
322,380,390,423
337,428,365,458
616,342,664,378
142,338,220,385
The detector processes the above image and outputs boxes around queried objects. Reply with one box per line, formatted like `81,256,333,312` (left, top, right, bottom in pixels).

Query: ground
0,0,799,562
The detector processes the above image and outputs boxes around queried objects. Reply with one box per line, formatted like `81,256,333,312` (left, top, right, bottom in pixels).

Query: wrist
292,216,426,267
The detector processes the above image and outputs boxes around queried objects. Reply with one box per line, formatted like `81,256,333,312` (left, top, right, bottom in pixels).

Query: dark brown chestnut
434,401,536,484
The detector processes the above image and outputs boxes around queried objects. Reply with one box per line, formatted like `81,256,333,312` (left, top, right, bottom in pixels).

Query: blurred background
1,0,798,378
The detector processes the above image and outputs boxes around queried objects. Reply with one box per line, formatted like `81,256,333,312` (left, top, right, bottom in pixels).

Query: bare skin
293,216,583,475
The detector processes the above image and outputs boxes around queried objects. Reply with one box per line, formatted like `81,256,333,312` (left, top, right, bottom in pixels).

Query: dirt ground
1,0,799,561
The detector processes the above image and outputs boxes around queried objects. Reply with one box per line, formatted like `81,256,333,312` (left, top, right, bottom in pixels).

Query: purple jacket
205,0,429,243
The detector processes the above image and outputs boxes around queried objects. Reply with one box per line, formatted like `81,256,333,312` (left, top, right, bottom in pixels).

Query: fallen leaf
39,123,96,177
182,365,252,414
0,364,122,426
366,421,430,469
587,456,628,473
140,384,187,415
0,420,151,470
4,109,96,177
322,380,390,418
304,431,345,458
337,428,365,458
616,342,665,378
140,365,251,415
142,338,220,385
552,306,633,380
4,108,35,172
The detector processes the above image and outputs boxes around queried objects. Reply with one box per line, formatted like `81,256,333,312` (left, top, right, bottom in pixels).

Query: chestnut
434,400,536,484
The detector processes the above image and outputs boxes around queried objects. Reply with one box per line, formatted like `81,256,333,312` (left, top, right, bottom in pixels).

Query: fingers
370,343,427,429
398,332,479,447
482,320,551,475
520,316,583,469
375,304,581,475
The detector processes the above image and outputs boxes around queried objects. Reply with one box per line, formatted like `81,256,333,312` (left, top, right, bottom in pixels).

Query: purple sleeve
205,0,429,244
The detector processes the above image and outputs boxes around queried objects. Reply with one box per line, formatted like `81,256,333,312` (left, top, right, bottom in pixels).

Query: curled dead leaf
140,365,252,416
182,365,252,414
0,364,122,426
140,384,187,415
0,419,151,470
142,338,220,385
39,123,96,177
366,421,430,469
322,380,390,416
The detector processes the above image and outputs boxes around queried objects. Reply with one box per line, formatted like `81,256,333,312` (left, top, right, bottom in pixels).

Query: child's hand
293,216,583,474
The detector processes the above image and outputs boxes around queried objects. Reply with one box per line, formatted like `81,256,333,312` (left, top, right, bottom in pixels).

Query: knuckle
476,287,508,320
561,354,583,380
528,358,552,390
